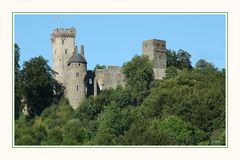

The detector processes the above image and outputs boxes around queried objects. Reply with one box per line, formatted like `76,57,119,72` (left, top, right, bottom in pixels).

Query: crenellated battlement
51,27,76,40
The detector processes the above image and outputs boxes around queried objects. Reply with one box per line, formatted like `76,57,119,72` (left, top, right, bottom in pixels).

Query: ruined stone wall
66,63,87,109
94,66,125,95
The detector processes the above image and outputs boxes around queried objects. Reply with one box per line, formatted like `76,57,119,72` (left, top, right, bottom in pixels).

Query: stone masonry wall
51,28,76,84
66,63,87,109
94,66,125,95
142,39,167,79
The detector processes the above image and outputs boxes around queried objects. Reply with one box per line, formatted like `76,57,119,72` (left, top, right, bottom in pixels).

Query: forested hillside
14,44,225,145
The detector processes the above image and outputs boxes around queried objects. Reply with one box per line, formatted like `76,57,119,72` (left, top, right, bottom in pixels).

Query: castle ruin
51,27,166,109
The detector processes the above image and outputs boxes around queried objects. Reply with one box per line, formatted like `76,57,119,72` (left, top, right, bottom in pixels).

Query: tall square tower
51,27,76,84
142,39,166,79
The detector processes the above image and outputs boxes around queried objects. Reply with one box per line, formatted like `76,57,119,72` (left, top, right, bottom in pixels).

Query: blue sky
14,14,226,70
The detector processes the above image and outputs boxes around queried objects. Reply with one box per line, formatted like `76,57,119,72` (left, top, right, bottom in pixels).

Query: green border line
12,12,228,148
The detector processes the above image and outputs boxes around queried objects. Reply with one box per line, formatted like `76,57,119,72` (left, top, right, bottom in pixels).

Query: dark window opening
76,85,78,91
76,72,79,77
65,49,67,54
145,44,147,47
62,39,64,45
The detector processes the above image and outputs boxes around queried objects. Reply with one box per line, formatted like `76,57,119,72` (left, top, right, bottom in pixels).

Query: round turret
65,46,87,109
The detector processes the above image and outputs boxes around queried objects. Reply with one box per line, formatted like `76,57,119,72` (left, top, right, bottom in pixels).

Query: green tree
14,44,22,119
166,49,178,68
195,59,216,70
166,49,192,70
52,79,65,105
62,119,90,145
150,116,206,145
176,49,192,70
91,102,131,145
15,115,36,145
123,55,154,105
94,64,106,72
21,56,55,117
41,105,74,145
165,66,178,79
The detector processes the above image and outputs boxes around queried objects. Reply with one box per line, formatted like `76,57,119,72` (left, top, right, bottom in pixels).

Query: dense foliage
15,45,225,145
166,49,192,70
15,45,64,118
21,56,64,118
94,64,106,72
122,55,154,106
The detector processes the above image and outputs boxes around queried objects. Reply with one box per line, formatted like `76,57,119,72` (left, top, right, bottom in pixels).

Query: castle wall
51,27,167,109
94,66,125,95
66,63,87,109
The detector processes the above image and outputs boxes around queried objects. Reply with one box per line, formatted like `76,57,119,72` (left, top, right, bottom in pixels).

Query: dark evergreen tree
21,56,55,117
176,49,192,70
14,44,22,119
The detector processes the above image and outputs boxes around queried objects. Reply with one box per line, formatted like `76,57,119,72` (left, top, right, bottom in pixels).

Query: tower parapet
51,27,76,41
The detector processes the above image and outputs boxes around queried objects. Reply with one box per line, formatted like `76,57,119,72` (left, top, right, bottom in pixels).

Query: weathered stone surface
52,28,76,84
66,62,87,109
143,39,166,79
94,66,125,95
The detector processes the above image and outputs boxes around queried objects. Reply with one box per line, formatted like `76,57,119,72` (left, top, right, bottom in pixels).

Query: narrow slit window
76,85,78,91
62,39,64,45
89,78,92,84
76,72,79,77
65,49,67,54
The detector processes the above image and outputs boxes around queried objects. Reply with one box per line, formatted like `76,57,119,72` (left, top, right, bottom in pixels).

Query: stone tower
65,45,87,109
142,39,166,79
51,27,87,109
51,27,76,84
